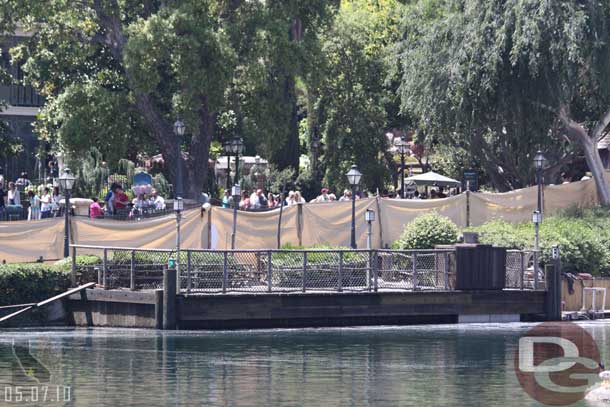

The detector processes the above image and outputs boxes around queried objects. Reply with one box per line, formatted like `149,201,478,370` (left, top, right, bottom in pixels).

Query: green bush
470,210,610,276
392,213,458,250
0,263,71,306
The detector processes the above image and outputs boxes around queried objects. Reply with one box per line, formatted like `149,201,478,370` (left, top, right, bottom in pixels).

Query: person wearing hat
315,188,331,203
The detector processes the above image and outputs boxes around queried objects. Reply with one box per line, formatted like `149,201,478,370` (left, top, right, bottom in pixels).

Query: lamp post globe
346,164,362,249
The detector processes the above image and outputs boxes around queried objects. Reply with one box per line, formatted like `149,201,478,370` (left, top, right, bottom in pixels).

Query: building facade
0,31,44,183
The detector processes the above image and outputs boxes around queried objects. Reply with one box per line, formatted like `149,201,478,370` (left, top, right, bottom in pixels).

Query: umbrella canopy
404,171,461,187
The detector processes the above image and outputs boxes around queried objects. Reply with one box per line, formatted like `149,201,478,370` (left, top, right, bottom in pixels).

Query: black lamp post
346,164,362,249
173,119,185,198
223,141,232,192
228,138,244,249
533,151,546,289
59,168,76,258
395,136,409,198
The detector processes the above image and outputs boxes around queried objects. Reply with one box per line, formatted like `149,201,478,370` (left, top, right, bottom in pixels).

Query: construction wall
0,177,603,263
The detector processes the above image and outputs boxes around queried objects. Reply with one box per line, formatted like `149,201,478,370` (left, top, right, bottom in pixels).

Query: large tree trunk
559,107,610,206
186,97,214,198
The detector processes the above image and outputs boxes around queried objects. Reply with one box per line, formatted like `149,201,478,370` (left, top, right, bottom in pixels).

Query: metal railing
70,245,457,294
506,250,544,290
71,245,544,294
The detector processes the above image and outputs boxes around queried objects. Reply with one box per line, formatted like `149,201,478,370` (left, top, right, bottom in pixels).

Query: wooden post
297,204,303,247
154,289,163,330
163,267,177,330
466,190,471,228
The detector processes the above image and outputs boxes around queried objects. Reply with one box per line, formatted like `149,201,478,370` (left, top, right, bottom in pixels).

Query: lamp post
533,151,546,290
173,120,185,294
395,136,409,198
229,138,244,249
346,165,362,249
174,196,183,294
365,209,375,250
223,141,232,192
173,119,185,198
58,168,76,258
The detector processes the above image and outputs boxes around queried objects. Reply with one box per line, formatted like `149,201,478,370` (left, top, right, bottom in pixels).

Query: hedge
469,207,610,276
392,213,458,250
0,263,71,307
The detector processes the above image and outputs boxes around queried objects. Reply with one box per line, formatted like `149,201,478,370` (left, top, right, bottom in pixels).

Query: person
132,193,148,215
89,197,103,218
51,186,62,216
339,189,352,202
294,191,305,204
27,190,41,220
255,189,268,209
151,189,166,210
0,177,5,219
329,193,337,201
239,191,250,210
315,188,332,203
249,189,260,209
221,190,231,208
199,191,209,205
112,186,130,213
437,187,447,199
285,191,296,206
40,187,53,218
104,183,117,215
15,172,30,190
412,190,421,200
267,192,276,209
7,182,20,206
430,189,438,199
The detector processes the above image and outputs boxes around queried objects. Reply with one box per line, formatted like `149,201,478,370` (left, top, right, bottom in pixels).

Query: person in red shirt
89,197,103,218
113,187,129,210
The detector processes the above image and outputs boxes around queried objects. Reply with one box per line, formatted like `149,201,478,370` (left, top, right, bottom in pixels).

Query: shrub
392,213,458,250
0,263,71,306
470,212,610,276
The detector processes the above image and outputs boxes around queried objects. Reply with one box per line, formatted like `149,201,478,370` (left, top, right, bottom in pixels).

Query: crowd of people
95,183,166,219
0,173,65,220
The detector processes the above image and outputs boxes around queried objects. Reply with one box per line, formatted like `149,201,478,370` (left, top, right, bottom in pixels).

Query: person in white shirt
339,189,352,202
294,191,306,204
7,182,20,206
151,189,166,210
40,188,53,218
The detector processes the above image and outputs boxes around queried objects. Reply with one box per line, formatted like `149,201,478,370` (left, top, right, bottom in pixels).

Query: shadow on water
0,323,605,406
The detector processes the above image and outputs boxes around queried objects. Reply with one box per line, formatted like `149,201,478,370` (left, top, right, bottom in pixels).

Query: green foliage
397,0,610,190
0,263,71,306
470,208,610,276
392,213,458,249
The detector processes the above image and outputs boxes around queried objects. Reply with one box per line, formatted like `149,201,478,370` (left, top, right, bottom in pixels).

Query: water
1,322,610,406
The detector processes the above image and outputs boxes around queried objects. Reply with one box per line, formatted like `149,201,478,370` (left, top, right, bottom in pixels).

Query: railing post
412,252,418,291
338,251,343,292
95,267,101,285
534,250,539,290
302,252,307,293
71,246,77,287
267,250,273,293
186,250,192,295
102,248,108,290
443,252,449,290
367,250,372,291
520,251,525,290
372,250,378,292
222,251,228,294
130,250,136,291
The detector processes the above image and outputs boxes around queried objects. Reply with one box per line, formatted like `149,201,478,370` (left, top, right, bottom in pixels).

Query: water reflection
0,323,608,406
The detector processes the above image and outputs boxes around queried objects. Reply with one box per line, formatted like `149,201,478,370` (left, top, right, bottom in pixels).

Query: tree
398,0,610,199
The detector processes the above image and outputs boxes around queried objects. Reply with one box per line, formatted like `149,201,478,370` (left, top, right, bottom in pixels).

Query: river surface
1,322,610,406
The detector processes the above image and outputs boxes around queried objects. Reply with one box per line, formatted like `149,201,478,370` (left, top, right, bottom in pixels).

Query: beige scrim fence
0,176,604,263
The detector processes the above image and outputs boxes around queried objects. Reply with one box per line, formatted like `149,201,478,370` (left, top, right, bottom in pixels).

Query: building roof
598,132,610,150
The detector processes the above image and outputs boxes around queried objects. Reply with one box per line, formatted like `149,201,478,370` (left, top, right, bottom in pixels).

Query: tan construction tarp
1,176,608,263
0,217,65,263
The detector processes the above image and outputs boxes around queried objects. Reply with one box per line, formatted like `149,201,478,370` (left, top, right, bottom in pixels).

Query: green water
1,322,609,406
